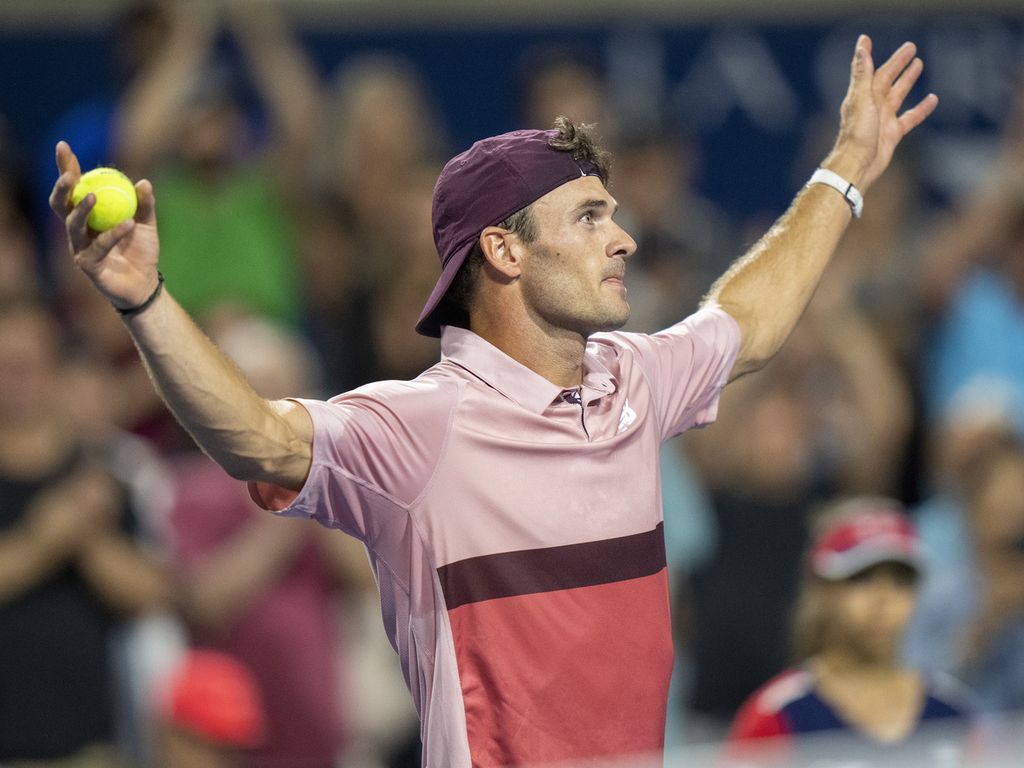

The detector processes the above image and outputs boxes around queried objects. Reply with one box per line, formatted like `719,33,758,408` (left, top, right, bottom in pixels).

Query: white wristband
807,168,863,218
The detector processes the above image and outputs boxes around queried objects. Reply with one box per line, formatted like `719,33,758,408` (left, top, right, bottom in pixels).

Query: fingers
889,57,924,108
65,192,96,253
55,141,81,180
849,34,875,94
74,220,136,272
49,171,75,217
50,142,82,219
135,179,156,225
898,93,939,136
876,41,917,87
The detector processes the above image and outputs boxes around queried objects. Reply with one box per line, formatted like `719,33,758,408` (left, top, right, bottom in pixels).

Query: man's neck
470,315,588,389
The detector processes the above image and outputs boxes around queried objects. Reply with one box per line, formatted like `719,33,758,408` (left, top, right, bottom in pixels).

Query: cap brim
415,236,476,338
814,547,924,580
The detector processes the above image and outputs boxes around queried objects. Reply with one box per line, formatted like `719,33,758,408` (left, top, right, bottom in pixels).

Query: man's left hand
824,35,938,194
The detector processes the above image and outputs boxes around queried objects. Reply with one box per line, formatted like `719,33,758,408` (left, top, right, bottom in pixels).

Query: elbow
208,407,311,488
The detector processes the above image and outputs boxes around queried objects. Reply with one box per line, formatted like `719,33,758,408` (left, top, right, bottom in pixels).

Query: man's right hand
48,141,162,312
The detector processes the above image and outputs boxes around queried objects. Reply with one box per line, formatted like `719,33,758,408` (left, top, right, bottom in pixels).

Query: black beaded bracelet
116,272,165,317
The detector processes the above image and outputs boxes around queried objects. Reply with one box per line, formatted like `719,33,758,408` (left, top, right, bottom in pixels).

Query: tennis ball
71,167,138,232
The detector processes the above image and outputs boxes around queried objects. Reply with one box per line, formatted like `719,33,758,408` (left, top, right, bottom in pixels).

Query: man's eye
580,213,594,224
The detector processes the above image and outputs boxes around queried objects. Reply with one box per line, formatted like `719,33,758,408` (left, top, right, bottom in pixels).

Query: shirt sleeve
722,693,793,767
248,380,456,543
609,305,741,441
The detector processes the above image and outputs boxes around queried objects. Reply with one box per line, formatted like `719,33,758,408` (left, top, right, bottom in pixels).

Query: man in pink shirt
51,36,935,767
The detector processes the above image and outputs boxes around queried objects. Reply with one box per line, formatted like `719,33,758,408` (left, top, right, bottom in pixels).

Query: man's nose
609,223,637,260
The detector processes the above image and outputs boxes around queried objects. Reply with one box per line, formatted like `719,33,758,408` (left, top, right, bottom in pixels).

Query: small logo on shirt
618,400,636,433
562,389,582,406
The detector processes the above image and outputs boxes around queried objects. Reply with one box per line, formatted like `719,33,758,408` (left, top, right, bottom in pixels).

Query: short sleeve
606,305,740,441
722,693,793,767
248,380,457,543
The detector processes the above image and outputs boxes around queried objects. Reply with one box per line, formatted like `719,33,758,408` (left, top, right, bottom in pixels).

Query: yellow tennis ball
71,167,138,232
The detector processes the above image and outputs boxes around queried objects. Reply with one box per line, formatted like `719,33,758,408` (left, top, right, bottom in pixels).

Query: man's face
514,175,637,337
826,562,918,665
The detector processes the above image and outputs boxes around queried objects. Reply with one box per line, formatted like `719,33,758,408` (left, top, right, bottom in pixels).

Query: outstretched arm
114,1,218,176
705,35,938,380
50,142,312,490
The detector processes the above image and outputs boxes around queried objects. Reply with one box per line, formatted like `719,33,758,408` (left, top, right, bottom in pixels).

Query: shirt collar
439,326,617,414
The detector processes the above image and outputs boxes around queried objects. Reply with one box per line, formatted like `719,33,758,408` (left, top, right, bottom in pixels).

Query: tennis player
51,35,935,768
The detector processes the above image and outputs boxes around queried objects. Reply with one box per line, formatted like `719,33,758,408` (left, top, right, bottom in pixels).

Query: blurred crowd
1,1,1023,767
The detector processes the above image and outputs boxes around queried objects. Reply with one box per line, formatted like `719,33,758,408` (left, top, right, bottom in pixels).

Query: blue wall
6,11,1021,226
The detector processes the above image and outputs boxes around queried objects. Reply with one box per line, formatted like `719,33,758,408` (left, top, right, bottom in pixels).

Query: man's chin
597,303,630,332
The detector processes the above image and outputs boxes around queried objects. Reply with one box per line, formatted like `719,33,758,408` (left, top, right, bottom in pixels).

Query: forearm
182,515,307,633
228,1,321,187
0,529,69,603
123,288,311,487
704,175,855,378
706,36,937,379
918,165,1024,314
826,313,913,492
230,4,321,146
114,7,217,173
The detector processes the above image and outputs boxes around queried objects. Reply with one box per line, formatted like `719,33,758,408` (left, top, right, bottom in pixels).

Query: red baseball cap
416,127,605,337
160,649,267,749
808,498,923,580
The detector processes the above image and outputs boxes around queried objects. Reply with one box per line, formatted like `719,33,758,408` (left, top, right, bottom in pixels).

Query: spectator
0,129,40,300
114,0,319,328
0,297,171,766
154,649,267,768
516,47,611,135
684,289,913,737
903,379,1019,679
612,125,738,333
916,83,1024,436
305,53,446,388
950,436,1024,714
726,499,971,767
37,0,170,224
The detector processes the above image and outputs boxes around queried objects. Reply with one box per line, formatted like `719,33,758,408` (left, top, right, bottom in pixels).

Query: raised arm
114,1,218,176
916,86,1024,316
49,142,312,490
704,35,938,379
225,0,322,193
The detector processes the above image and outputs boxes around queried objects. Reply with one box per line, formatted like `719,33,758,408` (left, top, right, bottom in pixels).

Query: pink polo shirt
251,306,740,767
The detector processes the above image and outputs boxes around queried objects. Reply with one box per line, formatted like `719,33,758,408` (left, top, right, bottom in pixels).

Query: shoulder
921,671,975,718
730,669,813,740
314,370,464,425
297,371,465,478
592,305,740,353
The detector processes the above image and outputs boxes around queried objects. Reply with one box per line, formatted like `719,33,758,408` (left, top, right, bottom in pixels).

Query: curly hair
443,117,611,322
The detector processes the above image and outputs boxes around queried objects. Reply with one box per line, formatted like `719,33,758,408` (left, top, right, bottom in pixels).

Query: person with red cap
725,498,972,767
155,649,267,768
50,36,935,768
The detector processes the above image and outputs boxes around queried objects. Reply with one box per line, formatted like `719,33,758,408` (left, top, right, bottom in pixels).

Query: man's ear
479,226,522,279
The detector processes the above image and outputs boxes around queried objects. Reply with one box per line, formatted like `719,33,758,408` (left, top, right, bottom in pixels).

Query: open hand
49,141,162,310
826,35,939,193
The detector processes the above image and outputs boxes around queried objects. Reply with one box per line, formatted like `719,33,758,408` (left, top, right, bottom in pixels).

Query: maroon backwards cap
415,128,605,337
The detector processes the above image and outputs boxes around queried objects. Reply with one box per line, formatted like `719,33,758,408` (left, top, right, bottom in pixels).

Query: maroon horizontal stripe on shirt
438,523,666,609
